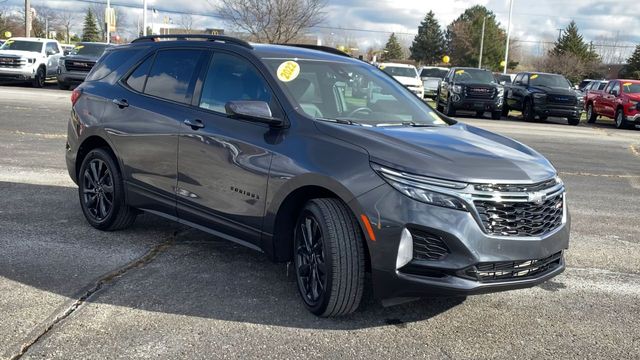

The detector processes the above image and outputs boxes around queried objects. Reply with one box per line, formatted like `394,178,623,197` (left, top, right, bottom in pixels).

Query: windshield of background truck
621,82,640,94
0,40,43,52
264,59,447,127
381,66,417,78
453,69,495,83
69,43,110,57
530,74,572,89
420,68,448,78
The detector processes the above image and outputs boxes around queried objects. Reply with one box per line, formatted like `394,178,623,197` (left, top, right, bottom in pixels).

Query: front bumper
534,103,582,118
0,66,36,80
351,183,570,300
452,96,503,111
57,69,89,84
629,112,640,124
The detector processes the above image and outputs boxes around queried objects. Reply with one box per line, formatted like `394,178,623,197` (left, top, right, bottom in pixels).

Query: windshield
420,68,448,79
622,82,640,94
264,59,448,127
0,40,42,52
530,74,572,88
69,43,109,57
452,69,495,84
380,66,417,78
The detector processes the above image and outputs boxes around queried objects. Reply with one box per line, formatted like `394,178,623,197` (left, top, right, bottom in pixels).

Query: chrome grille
0,56,25,68
465,86,496,99
547,94,577,106
475,193,563,237
65,59,95,72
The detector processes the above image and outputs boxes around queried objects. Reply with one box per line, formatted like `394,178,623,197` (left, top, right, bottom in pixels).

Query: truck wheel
502,104,510,117
58,81,70,90
293,198,365,317
568,117,580,126
539,115,548,121
32,67,45,88
436,92,444,112
615,108,630,129
475,110,484,118
491,111,502,120
445,97,456,117
523,99,535,121
586,104,597,123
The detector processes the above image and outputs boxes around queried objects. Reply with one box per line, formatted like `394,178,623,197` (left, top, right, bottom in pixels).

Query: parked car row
0,37,111,89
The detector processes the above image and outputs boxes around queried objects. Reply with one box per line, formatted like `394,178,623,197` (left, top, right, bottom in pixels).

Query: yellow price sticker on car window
277,61,300,82
74,45,84,50
623,82,632,87
455,70,465,75
530,74,539,80
379,65,386,70
5,40,14,45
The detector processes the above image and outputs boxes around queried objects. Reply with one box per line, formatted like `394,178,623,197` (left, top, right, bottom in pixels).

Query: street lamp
503,0,514,74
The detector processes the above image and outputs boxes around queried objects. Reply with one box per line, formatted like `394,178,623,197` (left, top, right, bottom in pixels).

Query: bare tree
217,0,326,43
56,10,76,44
178,14,194,32
90,3,127,40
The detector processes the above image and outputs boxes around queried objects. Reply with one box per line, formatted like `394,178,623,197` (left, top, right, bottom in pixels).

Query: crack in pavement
631,144,640,158
7,231,185,360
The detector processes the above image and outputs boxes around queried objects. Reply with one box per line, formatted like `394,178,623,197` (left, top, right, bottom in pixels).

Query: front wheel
58,81,70,90
586,104,597,123
615,108,630,129
32,67,45,88
445,96,456,117
568,117,580,126
294,198,365,317
523,100,535,121
491,111,502,120
78,148,137,231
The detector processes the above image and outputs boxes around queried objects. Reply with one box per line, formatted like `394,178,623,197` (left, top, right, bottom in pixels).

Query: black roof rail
131,34,252,49
279,44,351,57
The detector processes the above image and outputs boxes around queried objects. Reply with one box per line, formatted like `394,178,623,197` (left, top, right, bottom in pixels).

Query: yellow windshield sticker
5,40,14,45
74,45,84,50
379,65,386,70
530,74,539,80
277,61,300,82
455,70,464,75
623,82,633,87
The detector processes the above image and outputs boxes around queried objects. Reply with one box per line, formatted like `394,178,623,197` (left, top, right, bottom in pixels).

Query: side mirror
225,101,284,127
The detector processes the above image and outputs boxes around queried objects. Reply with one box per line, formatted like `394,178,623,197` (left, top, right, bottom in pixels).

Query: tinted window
514,73,523,84
419,68,448,79
610,82,620,94
381,66,418,78
199,53,275,114
0,40,42,52
144,49,205,104
598,82,608,90
86,49,140,81
125,55,154,93
46,42,59,54
529,74,571,88
452,68,495,83
70,43,110,57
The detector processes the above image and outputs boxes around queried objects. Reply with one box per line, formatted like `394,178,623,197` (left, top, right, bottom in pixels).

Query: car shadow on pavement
1,181,463,330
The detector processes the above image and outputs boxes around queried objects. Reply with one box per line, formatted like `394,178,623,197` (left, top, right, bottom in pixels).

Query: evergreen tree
445,5,507,70
410,11,445,65
382,33,404,61
550,21,599,62
81,9,101,42
623,44,640,79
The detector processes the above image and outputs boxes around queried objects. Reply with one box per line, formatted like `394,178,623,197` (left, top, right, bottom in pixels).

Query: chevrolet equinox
66,35,570,317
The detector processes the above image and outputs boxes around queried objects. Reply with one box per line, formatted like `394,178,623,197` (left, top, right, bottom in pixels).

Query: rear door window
143,49,207,104
87,49,141,81
125,55,154,93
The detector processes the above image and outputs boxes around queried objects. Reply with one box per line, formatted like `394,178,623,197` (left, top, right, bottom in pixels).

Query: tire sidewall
33,67,45,88
616,109,626,129
78,148,125,229
294,203,335,315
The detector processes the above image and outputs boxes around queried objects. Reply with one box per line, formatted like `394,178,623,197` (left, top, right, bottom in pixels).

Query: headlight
58,58,64,67
497,86,504,96
372,164,469,211
533,93,546,101
451,85,462,93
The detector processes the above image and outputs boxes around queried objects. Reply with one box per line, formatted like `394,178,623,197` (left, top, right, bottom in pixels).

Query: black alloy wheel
82,158,114,222
32,67,45,88
523,100,535,121
295,212,327,307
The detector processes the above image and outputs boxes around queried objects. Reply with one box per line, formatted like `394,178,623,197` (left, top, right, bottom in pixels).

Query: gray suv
57,42,112,90
66,35,570,317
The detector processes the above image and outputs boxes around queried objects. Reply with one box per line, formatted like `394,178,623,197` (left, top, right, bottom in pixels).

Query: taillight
71,88,82,106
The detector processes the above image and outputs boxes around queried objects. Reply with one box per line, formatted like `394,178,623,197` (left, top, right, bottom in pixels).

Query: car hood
0,50,40,57
626,93,640,101
530,86,576,96
393,76,422,87
315,121,556,184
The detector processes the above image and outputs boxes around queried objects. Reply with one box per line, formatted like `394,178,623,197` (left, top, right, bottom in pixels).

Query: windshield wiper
375,121,437,128
316,117,362,126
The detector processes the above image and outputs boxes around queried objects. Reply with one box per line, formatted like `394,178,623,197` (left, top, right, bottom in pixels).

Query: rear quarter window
86,49,142,82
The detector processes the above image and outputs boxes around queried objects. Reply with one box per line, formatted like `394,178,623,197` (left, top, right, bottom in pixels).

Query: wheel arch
75,135,121,181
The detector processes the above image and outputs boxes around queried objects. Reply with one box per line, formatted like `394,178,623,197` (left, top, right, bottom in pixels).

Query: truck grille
65,59,95,72
475,193,564,237
547,94,577,106
462,251,562,282
0,56,25,68
465,86,495,99
411,229,449,261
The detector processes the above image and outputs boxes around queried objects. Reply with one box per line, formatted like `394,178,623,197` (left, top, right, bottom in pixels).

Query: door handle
184,119,205,130
112,98,129,108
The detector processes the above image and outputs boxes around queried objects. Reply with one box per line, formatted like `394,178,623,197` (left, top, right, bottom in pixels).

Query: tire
78,148,137,231
502,103,510,117
615,108,629,129
475,110,485,118
586,103,597,123
539,115,548,121
58,81,70,90
491,111,502,120
568,117,580,126
436,92,444,112
32,66,45,88
445,96,456,117
523,99,535,121
293,198,365,317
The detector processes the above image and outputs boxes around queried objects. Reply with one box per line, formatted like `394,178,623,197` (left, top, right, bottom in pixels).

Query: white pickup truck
0,37,63,87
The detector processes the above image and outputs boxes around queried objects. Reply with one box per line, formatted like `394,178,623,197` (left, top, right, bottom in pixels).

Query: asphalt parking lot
1,84,639,359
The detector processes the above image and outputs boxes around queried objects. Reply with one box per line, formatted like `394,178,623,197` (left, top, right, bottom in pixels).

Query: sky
3,0,638,60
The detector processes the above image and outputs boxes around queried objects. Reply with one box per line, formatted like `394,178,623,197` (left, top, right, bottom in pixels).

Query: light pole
142,0,148,36
478,16,486,69
25,0,31,38
106,0,110,43
503,0,513,74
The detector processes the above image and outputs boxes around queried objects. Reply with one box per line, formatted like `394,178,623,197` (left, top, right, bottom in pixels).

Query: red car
586,79,640,129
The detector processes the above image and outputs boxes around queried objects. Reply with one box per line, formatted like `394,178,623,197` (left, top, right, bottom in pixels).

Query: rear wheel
32,67,45,88
502,103,510,117
294,198,365,317
78,148,137,231
586,103,597,123
58,81,70,90
491,111,502,120
615,108,629,129
568,117,580,126
475,110,485,118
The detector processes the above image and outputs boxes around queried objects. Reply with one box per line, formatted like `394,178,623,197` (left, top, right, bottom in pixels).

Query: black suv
66,35,569,317
57,42,112,90
436,67,504,119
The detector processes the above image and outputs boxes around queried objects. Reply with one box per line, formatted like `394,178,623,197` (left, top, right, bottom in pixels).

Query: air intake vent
411,229,449,261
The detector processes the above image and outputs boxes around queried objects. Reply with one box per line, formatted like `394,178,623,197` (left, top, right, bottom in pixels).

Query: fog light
396,228,413,269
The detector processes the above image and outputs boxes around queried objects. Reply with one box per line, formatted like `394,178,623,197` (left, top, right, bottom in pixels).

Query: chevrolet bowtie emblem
528,191,546,204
